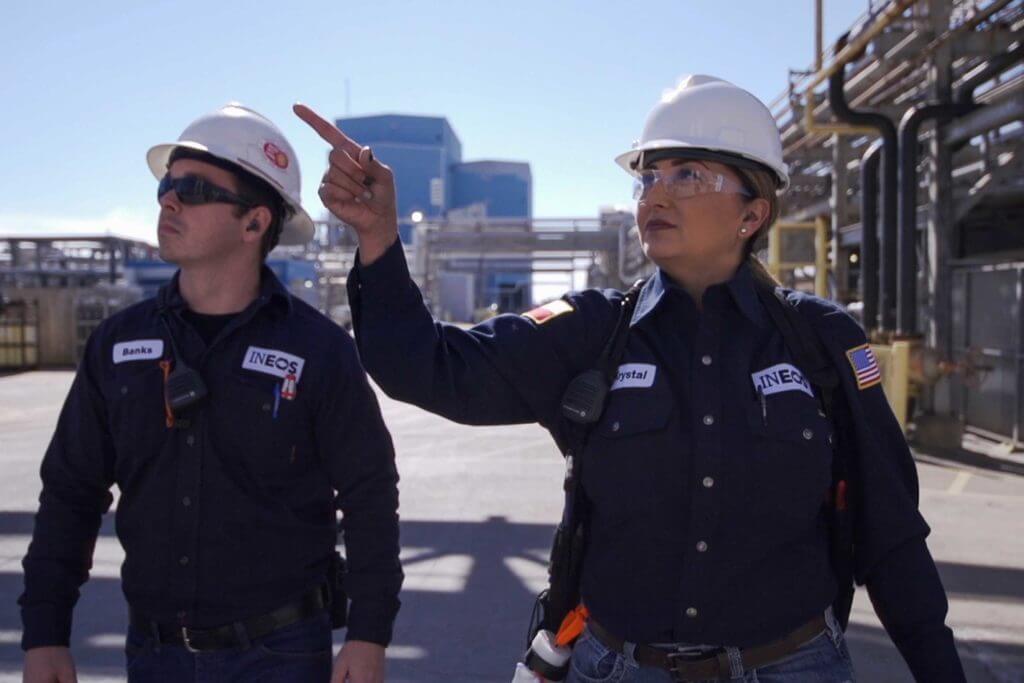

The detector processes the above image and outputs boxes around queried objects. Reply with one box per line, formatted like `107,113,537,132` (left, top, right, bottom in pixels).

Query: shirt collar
629,260,768,330
156,264,293,315
725,261,769,330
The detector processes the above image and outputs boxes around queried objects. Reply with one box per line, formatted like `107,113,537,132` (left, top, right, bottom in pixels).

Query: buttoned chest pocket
106,364,169,476
745,391,834,527
213,372,317,485
583,374,678,518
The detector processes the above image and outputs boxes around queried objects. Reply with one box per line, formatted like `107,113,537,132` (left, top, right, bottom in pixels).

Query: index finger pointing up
293,103,361,155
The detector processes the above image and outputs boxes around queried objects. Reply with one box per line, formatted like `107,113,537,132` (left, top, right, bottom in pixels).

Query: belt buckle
667,645,718,663
181,626,201,654
666,645,722,680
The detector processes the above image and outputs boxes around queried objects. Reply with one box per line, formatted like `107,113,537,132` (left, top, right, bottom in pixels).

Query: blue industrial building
336,114,532,234
337,114,533,311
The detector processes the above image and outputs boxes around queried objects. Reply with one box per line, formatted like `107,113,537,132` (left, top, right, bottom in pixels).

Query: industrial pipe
801,0,917,138
955,42,1023,104
894,44,1022,335
830,33,900,332
896,102,976,336
860,140,883,333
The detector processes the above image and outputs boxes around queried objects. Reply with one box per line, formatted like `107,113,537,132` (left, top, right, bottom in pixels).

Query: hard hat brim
147,142,315,245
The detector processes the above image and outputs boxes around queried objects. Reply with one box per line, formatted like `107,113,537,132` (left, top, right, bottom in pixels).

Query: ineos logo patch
242,346,305,383
751,363,813,397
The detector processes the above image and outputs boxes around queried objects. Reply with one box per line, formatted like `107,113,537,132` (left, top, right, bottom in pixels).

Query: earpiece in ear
247,220,260,233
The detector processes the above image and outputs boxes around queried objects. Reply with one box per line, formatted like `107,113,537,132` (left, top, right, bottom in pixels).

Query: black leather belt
130,586,326,653
588,614,827,682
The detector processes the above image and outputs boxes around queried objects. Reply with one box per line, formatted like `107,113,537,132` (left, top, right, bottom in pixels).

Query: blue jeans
125,611,333,683
566,610,855,683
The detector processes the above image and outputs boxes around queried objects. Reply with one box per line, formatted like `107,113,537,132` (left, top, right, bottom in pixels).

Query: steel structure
0,235,160,288
770,0,1022,443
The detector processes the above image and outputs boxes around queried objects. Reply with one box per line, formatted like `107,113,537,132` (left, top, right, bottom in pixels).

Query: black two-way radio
159,313,208,414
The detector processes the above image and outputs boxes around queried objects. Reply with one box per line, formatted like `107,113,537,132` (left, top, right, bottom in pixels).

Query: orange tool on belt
554,604,590,647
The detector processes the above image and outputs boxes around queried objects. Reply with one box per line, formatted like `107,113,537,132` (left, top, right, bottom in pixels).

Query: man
20,103,402,683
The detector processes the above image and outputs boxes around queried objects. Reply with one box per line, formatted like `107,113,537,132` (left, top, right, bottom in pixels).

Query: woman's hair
735,164,782,283
734,165,781,258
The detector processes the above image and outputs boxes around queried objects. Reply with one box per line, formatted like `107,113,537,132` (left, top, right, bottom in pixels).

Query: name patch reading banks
750,363,814,397
112,340,164,364
610,363,657,391
242,346,306,383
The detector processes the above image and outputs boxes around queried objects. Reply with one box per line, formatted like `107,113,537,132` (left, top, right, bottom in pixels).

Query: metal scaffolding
769,0,1023,444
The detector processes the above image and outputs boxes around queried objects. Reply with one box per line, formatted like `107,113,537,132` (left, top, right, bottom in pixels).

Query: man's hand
293,103,399,266
331,640,385,683
23,646,77,683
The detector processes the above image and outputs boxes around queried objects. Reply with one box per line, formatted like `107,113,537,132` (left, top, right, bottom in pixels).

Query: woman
295,75,964,682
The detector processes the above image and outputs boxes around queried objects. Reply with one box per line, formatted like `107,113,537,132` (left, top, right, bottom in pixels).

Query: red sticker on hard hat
263,142,289,170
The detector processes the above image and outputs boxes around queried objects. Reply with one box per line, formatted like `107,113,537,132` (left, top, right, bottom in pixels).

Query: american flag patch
846,344,882,390
522,299,574,325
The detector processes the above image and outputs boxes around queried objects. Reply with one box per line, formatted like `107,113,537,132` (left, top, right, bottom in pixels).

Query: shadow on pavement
0,514,1020,681
912,440,1024,478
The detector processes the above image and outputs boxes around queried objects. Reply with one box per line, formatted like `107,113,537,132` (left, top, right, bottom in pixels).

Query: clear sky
1,0,868,244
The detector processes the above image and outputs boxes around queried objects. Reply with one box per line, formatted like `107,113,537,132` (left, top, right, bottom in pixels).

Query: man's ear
241,206,272,244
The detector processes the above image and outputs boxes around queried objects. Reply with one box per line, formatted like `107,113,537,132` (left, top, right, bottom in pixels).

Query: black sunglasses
158,174,254,208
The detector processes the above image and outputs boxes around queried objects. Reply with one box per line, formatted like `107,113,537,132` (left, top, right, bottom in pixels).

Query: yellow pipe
801,0,918,137
802,0,918,98
769,220,831,297
768,222,784,280
871,340,912,430
815,215,829,298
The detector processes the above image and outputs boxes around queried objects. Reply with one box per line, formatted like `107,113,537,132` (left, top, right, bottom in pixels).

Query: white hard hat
616,75,790,192
147,103,315,245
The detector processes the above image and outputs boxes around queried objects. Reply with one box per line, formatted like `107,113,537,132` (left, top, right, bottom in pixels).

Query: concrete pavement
0,370,1021,681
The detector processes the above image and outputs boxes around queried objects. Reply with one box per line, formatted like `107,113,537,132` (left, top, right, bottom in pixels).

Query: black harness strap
750,274,856,630
531,280,645,639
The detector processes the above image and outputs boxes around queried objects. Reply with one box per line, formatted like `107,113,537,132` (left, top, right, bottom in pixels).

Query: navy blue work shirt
20,266,402,649
347,240,964,681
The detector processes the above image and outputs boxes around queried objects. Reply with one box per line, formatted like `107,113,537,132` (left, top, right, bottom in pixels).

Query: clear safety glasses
632,165,753,201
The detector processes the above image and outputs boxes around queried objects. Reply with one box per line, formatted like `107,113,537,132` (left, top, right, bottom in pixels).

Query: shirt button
262,403,272,412
182,496,191,507
702,476,715,488
612,421,620,432
120,385,128,395
803,428,814,440
186,435,195,447
179,555,189,566
696,541,708,552
702,415,714,426
686,607,698,618
701,355,712,366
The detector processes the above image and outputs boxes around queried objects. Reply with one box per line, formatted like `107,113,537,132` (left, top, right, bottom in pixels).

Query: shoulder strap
559,279,646,433
600,280,646,379
534,280,645,636
749,269,857,630
751,278,839,416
